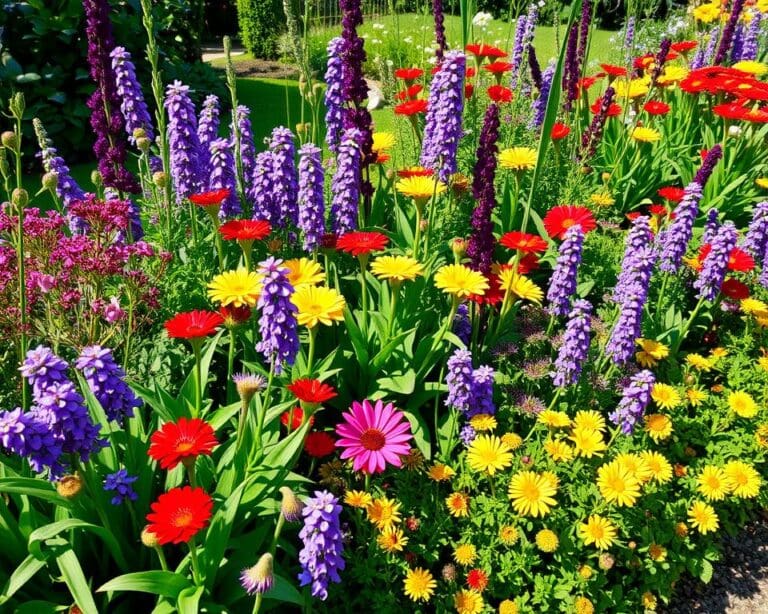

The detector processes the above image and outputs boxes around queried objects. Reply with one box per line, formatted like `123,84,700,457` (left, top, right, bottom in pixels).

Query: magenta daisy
335,399,414,474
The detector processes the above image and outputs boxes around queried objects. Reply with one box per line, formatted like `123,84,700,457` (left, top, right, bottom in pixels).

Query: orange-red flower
145,486,213,545
671,41,698,53
721,278,750,300
466,568,489,591
395,99,428,116
395,84,423,101
600,63,628,77
397,166,434,178
644,100,670,115
657,186,685,202
336,232,389,257
634,54,655,70
543,205,597,240
304,431,336,458
487,85,513,103
499,231,548,253
679,67,752,95
578,75,600,91
465,83,475,99
483,61,513,74
148,418,218,470
551,123,571,140
394,67,424,81
465,43,507,60
287,379,338,404
468,274,504,306
590,99,622,116
189,189,230,206
281,407,313,430
696,244,755,272
219,304,252,326
165,310,224,340
219,219,271,241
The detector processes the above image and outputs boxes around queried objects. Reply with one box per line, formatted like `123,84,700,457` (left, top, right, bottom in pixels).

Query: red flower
320,232,338,250
483,61,513,74
644,100,670,115
679,67,752,95
542,205,597,240
394,67,424,81
145,486,213,545
466,568,489,591
394,99,428,116
729,81,768,102
713,102,750,121
577,75,599,91
517,253,540,275
600,63,628,77
189,189,231,206
287,378,338,404
648,205,673,219
281,407,313,430
551,123,571,140
395,84,423,101
148,418,218,470
634,54,655,70
487,85,513,103
726,246,755,272
465,43,507,59
671,41,698,53
336,231,389,257
219,219,271,241
465,83,475,99
397,166,434,178
466,67,476,78
590,99,622,116
499,231,548,253
304,431,336,458
219,304,252,326
165,310,224,340
469,275,504,306
626,212,642,222
721,278,750,300
657,186,685,202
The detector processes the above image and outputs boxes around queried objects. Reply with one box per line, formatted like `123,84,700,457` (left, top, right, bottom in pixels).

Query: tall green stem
358,255,369,337
307,326,318,376
188,539,202,585
192,341,203,418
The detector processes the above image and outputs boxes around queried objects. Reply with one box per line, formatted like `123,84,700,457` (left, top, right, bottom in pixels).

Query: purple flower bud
255,257,299,374
297,143,325,252
330,128,362,234
324,38,345,154
546,225,584,317
742,201,768,259
103,468,138,505
609,370,655,434
695,221,738,301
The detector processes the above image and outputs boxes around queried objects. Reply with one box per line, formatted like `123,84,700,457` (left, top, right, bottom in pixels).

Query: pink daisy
335,399,413,474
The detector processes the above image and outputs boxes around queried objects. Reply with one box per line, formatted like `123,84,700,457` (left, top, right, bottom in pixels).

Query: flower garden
3,0,768,612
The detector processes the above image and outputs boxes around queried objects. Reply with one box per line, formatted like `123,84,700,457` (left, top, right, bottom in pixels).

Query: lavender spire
731,24,745,63
324,38,345,154
164,81,204,203
103,469,138,505
623,16,636,62
546,225,584,317
110,47,154,145
33,119,87,215
562,24,580,110
742,201,768,259
715,0,746,65
432,0,447,62
208,138,241,218
612,215,654,303
75,345,142,424
695,145,723,186
580,86,615,160
197,94,220,173
609,370,655,434
298,490,345,600
251,151,277,222
20,345,69,400
551,299,592,388
445,348,473,412
695,221,738,301
528,45,542,91
0,408,63,476
469,365,496,417
255,257,299,374
650,39,672,87
576,0,592,79
297,143,325,252
740,13,762,61
703,208,721,244
530,60,555,129
693,27,721,69
452,303,472,345
270,127,299,227
330,128,362,234
235,105,257,200
510,14,528,89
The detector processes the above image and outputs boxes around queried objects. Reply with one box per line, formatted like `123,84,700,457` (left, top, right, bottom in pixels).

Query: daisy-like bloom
465,42,507,60
590,192,615,207
145,485,213,545
697,465,730,501
335,399,413,474
394,67,424,81
397,165,433,179
640,451,673,483
615,453,653,483
240,553,274,595
366,496,402,529
454,543,477,566
728,391,758,418
644,100,671,115
635,338,669,367
372,131,396,153
336,231,389,257
343,489,372,508
709,347,728,361
207,268,263,308
651,383,681,410
642,592,658,609
466,434,512,475
575,597,594,614
724,461,762,498
733,60,768,76
498,270,544,304
631,126,662,143
403,567,436,603
218,219,271,242
686,353,714,372
428,463,456,481
688,500,719,534
395,175,447,206
501,432,523,450
148,418,218,470
544,438,575,462
394,99,428,115
287,378,337,405
535,529,559,552
189,189,230,217
542,205,596,240
499,525,519,545
572,410,606,432
469,414,497,432
292,285,346,328
741,298,768,318
499,231,548,253
644,414,673,442
370,255,424,284
597,460,641,507
165,310,224,340
614,76,650,98
499,599,519,614
569,427,607,458
283,258,325,288
454,589,484,614
538,410,571,428
756,177,768,189
578,515,617,550
648,543,667,562
434,264,489,298
508,471,558,517
687,388,707,406
377,525,408,552
756,424,768,448
466,568,489,592
446,492,471,517
498,147,537,172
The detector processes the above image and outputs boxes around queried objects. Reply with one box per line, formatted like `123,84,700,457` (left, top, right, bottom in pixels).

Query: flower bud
441,563,457,582
601,172,611,182
90,170,103,188
241,553,274,595
675,522,688,537
521,455,532,465
140,526,160,548
136,137,151,153
0,153,9,178
279,486,304,522
1,131,17,150
152,171,167,188
133,127,147,140
419,218,429,232
598,552,615,570
42,171,59,191
405,515,421,531
578,564,594,579
11,188,28,208
684,446,697,457
628,540,637,550
56,474,83,499
450,237,467,259
385,169,395,181
267,238,283,252
69,606,83,614
232,373,266,406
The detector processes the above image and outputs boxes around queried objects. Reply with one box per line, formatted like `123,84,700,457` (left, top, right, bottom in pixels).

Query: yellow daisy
453,543,477,565
589,192,615,207
498,147,537,171
370,255,424,284
508,471,558,517
648,543,667,562
446,492,471,517
686,353,714,372
284,257,325,288
469,413,498,432
207,268,263,307
535,528,559,552
759,356,768,372
697,466,730,501
631,126,661,143
434,264,489,298
497,270,544,304
651,383,681,410
728,391,758,418
657,65,689,85
724,460,761,498
578,514,618,550
395,175,447,205
597,460,641,507
366,496,402,530
377,526,408,552
642,592,658,609
466,434,512,475
615,76,651,99
644,414,673,442
344,490,372,508
688,500,719,534
693,2,721,23
499,600,519,614
501,432,523,450
498,525,520,545
538,410,572,428
615,452,653,483
640,451,673,484
544,438,575,462
635,338,669,367
454,589,484,614
428,463,456,481
733,60,768,75
686,388,708,406
371,131,396,152
291,285,346,328
741,298,768,318
572,410,606,432
757,424,768,448
403,567,436,603
569,427,607,458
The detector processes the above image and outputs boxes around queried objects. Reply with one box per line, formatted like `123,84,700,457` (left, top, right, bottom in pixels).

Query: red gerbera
148,418,218,470
469,274,504,306
657,186,685,202
726,246,755,272
304,431,336,458
721,277,750,300
517,252,540,275
499,231,548,253
165,310,224,340
644,100,670,115
634,54,655,70
466,67,476,78
397,166,434,178
590,99,622,116
465,43,507,60
679,67,752,95
648,204,672,217
281,407,314,430
394,67,424,81
626,212,642,222
145,486,213,545
219,304,252,326
466,568,489,591
336,231,389,257
577,76,599,91
189,189,230,206
394,99,428,116
600,63,628,77
713,102,750,121
287,379,338,404
671,41,698,53
542,205,597,240
218,219,271,241
551,123,571,140
395,84,423,101
487,85,513,103
483,61,513,74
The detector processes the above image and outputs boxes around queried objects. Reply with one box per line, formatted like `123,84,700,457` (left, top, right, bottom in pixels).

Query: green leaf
177,585,204,614
97,571,192,599
402,409,430,459
75,372,117,469
343,309,369,370
181,331,223,414
29,519,128,571
204,481,246,589
56,549,98,614
700,559,714,584
0,478,72,508
14,602,59,614
266,574,304,606
377,369,416,395
0,554,48,603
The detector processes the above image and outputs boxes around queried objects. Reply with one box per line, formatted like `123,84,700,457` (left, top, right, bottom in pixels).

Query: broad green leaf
29,519,128,571
0,478,72,508
56,549,98,614
0,554,48,603
377,369,416,395
402,409,431,459
181,331,223,414
204,481,246,589
14,602,59,614
266,574,304,606
97,571,192,599
177,585,204,614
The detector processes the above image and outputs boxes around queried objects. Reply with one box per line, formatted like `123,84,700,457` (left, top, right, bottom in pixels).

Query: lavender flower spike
75,345,142,424
546,225,584,317
330,129,362,234
452,303,472,345
234,105,257,200
197,94,220,172
164,81,204,203
298,490,345,600
530,60,555,129
695,221,738,301
324,38,345,154
270,127,299,227
20,345,69,402
609,369,655,434
255,257,299,374
740,12,762,61
297,143,325,252
103,469,138,505
551,299,593,388
702,208,721,244
445,348,473,412
742,202,768,259
714,0,746,65
110,47,154,144
612,215,653,303
251,151,277,223
208,138,241,218
34,119,87,211
469,365,495,417
432,0,447,61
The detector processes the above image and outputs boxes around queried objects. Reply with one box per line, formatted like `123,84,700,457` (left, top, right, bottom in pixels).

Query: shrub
236,0,285,59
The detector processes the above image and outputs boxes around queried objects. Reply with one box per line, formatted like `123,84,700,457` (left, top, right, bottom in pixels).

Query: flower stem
306,326,318,376
188,539,202,585
154,546,169,571
192,341,203,418
387,284,400,339
358,255,369,338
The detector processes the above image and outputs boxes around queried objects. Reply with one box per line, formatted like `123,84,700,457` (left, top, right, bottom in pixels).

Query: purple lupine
715,0,746,65
612,216,653,303
234,105,257,198
452,303,472,345
551,299,592,388
270,127,299,227
467,104,500,275
650,38,672,88
623,16,636,61
530,60,555,128
251,151,277,222
297,143,325,252
740,13,762,61
103,469,138,505
703,208,721,244
742,201,768,258
695,221,738,301
208,138,241,218
432,0,447,62
609,369,655,434
658,183,715,273
459,423,477,446
731,24,745,62
20,345,69,401
468,365,495,417
324,37,345,155
298,490,345,600
330,129,362,234
693,27,721,69
445,348,473,412
420,51,466,183
694,144,722,195
164,81,204,203
562,24,580,110
197,94,220,173
110,47,154,144
75,345,142,424
83,0,139,194
576,0,592,80
528,45,542,90
510,14,528,89
546,225,584,317
255,257,299,375
580,86,615,159
35,138,86,210
0,407,64,475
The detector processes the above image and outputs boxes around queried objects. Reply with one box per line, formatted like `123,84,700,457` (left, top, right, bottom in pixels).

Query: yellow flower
434,264,488,298
207,268,262,307
497,270,544,304
724,460,762,498
469,413,498,432
709,347,728,360
377,526,408,552
578,514,617,549
569,427,607,458
615,77,651,98
454,589,484,614
635,338,669,367
578,565,594,579
686,388,708,406
535,528,559,552
572,410,606,432
395,175,447,204
648,543,667,562
642,591,658,609
498,147,537,171
508,471,558,517
644,414,673,442
640,451,673,483
597,460,641,507
757,424,768,448
657,65,689,85
403,567,436,603
498,525,520,545
675,522,689,538
498,599,519,614
733,60,768,75
651,383,681,410
589,192,615,207
741,298,768,317
366,496,402,530
291,285,346,328
453,543,477,565
501,432,523,450
466,434,512,475
544,438,575,462
284,258,325,288
428,462,456,481
728,390,758,418
697,466,730,501
446,492,471,517
759,356,768,372
371,131,396,152
693,2,721,23
344,490,372,508
688,500,719,534
756,177,768,190
615,452,653,483
575,596,594,614
686,353,714,372
631,126,661,143
370,255,424,283
538,410,571,428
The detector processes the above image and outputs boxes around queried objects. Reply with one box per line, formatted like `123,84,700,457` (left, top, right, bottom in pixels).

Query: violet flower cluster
110,47,154,145
576,0,592,81
197,94,220,172
546,225,584,317
208,138,241,218
551,299,593,388
469,365,496,418
510,13,528,89
612,215,653,303
528,45,542,90
324,37,345,154
623,16,636,61
714,0,746,65
234,105,257,199
731,24,745,62
330,128,363,234
657,182,704,273
703,208,721,244
164,81,204,202
75,345,142,424
650,38,672,88
743,201,768,259
269,127,299,227
740,13,762,61
692,27,721,69
444,348,495,416
695,221,737,301
432,0,447,61
103,469,138,505
452,303,472,345
562,24,580,109
298,490,345,600
530,60,555,129
297,143,326,252
580,86,615,160
251,151,277,222
609,369,655,434
255,257,299,374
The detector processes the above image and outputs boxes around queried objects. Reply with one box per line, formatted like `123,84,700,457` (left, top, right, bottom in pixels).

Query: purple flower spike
197,94,220,172
551,299,592,388
715,0,746,65
469,365,495,417
110,46,154,144
164,81,204,203
703,208,721,244
269,127,299,227
695,221,738,301
324,37,345,154
298,490,345,600
612,216,653,303
742,201,768,259
432,0,447,61
740,13,762,61
251,151,277,223
208,138,241,219
330,128,362,234
609,370,655,434
20,345,69,401
546,225,584,317
75,345,142,425
103,468,138,505
445,348,474,412
297,143,325,252
530,60,555,129
234,105,257,199
452,303,472,345
255,257,299,374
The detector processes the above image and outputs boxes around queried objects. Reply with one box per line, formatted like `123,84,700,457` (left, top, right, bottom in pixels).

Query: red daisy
394,99,428,116
336,231,389,257
634,54,655,70
148,418,218,470
465,43,507,60
626,212,642,222
713,102,750,121
542,205,597,240
590,99,622,117
600,63,628,77
648,204,672,218
551,123,571,140
281,407,314,430
729,82,768,102
395,84,423,101
657,186,685,202
466,568,489,592
679,67,752,95
469,275,504,306
304,431,336,458
499,231,548,253
189,189,231,206
721,277,750,300
145,486,213,545
219,304,252,326
644,100,670,115
671,41,698,53
165,310,224,340
517,253,540,275
726,246,755,272
483,61,513,74
218,219,271,241
397,166,434,178
487,85,513,103
287,379,338,404
577,75,599,91
394,67,424,81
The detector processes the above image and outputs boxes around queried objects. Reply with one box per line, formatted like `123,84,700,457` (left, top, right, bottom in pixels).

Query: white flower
427,55,438,65
372,22,385,30
386,59,394,67
403,36,413,44
472,11,493,28
728,125,742,137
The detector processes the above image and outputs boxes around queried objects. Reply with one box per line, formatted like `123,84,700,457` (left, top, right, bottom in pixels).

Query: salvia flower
75,345,142,424
298,490,345,600
103,468,138,505
546,225,584,317
581,87,615,160
20,345,69,400
695,221,738,301
110,47,154,144
324,37,345,154
197,94,220,172
250,151,277,222
623,16,636,62
34,119,87,210
433,0,447,61
445,348,474,412
714,0,746,65
510,14,528,88
552,299,593,388
576,0,592,77
658,182,704,273
452,303,472,345
165,81,204,203
740,13,762,61
530,60,555,129
298,143,325,252
562,24,579,109
330,129,362,234
742,201,768,259
469,366,495,417
612,216,654,303
270,127,299,227
0,407,63,475
208,138,241,218
234,105,257,197
703,208,721,244
609,370,655,434
241,553,274,595
255,257,299,374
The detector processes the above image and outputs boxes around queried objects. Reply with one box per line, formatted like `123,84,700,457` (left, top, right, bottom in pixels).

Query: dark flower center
359,428,386,451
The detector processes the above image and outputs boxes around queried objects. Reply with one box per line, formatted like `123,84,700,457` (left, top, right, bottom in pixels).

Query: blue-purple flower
250,151,277,222
208,137,241,218
551,299,592,388
609,369,655,434
324,37,345,154
330,129,362,234
445,348,473,412
255,257,299,374
110,46,154,144
164,81,204,203
75,345,142,424
269,127,299,227
695,221,738,301
546,225,584,317
103,468,138,505
298,490,345,600
298,143,325,252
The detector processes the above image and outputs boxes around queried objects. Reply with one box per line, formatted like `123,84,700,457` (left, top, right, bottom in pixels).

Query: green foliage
236,0,285,59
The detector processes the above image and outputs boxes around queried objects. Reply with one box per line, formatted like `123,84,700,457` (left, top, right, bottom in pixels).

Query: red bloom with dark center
644,100,670,115
320,232,338,250
287,379,338,404
219,219,271,241
499,231,549,253
304,431,336,458
483,61,513,74
469,274,504,306
165,310,224,340
679,67,753,95
487,85,513,103
466,568,489,591
698,244,755,272
600,63,628,77
148,418,218,470
713,102,750,121
281,407,314,430
189,189,230,206
394,67,424,81
543,205,597,240
395,84,423,101
219,304,252,326
590,99,622,116
465,43,507,59
394,99,428,116
336,231,389,257
671,41,698,53
397,166,434,178
721,277,750,300
551,123,571,140
657,186,685,202
740,107,768,122
145,486,213,545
